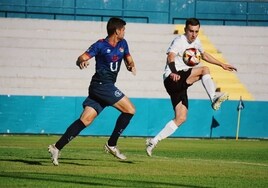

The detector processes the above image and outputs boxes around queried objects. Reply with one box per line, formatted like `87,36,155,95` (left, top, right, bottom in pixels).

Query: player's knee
80,117,94,126
126,106,136,115
174,115,187,125
80,108,97,126
180,116,187,123
80,111,97,126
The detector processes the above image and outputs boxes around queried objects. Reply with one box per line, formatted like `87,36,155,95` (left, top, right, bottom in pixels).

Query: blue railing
0,0,267,26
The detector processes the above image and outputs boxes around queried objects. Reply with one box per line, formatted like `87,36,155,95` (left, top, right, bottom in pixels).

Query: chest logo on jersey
106,49,111,53
112,55,118,62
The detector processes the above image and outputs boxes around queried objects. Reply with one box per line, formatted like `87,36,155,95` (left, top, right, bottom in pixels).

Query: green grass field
0,135,267,188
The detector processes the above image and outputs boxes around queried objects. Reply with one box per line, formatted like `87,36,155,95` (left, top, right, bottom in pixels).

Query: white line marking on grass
133,154,268,167
187,158,268,167
0,146,26,149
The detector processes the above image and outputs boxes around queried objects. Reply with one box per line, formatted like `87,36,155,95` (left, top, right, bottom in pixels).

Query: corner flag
237,96,245,111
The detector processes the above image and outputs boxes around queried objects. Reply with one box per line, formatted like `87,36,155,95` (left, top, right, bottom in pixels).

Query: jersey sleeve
166,36,181,54
85,40,102,58
123,39,131,58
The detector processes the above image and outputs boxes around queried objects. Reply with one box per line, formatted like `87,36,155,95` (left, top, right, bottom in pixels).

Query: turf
0,135,267,188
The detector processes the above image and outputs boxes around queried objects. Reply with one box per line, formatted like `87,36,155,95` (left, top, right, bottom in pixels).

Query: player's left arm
124,55,136,75
76,52,91,70
201,51,237,72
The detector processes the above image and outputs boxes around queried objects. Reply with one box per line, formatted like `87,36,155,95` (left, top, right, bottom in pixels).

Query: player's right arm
76,52,91,69
167,52,180,82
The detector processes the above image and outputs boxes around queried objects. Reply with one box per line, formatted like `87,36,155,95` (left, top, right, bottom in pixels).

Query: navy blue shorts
82,82,125,114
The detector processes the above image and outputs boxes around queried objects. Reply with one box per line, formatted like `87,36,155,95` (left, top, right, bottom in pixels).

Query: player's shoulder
91,38,106,47
173,34,183,40
120,38,128,44
118,39,128,48
92,38,108,48
170,35,185,46
96,38,106,43
172,35,185,43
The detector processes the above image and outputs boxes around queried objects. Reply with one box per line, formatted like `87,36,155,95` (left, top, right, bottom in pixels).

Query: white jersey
163,34,204,80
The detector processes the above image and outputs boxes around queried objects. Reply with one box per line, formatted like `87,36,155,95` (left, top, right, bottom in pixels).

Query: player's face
116,26,125,40
185,24,200,43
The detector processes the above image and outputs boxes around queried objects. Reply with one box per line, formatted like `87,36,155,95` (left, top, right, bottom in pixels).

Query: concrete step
0,18,267,100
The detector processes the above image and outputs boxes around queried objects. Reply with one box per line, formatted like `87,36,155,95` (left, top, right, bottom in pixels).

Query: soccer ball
183,48,201,67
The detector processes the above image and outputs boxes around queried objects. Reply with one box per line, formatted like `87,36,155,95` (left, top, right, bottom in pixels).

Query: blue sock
55,119,86,150
108,113,133,146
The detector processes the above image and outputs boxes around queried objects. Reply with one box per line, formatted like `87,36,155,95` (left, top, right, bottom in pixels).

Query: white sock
201,74,216,102
153,120,178,143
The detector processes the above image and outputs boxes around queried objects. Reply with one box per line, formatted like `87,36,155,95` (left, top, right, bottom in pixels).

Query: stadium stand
203,25,268,101
1,18,267,100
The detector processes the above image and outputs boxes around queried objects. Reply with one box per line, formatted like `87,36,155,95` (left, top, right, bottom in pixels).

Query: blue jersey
85,37,130,84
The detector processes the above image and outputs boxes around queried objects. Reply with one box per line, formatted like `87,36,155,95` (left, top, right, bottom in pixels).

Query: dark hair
185,18,200,28
106,17,126,36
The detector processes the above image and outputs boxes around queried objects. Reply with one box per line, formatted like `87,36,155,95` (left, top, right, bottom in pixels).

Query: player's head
107,17,126,39
184,18,200,43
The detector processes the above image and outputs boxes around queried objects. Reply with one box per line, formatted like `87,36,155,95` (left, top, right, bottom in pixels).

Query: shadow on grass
0,158,94,166
0,159,42,165
0,157,137,167
0,172,211,188
119,160,135,164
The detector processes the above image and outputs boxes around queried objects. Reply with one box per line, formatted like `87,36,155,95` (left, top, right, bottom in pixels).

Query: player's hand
77,61,89,69
170,73,180,82
131,66,136,76
222,64,237,72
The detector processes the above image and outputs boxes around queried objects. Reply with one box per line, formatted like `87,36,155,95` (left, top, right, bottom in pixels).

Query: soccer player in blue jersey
48,17,136,165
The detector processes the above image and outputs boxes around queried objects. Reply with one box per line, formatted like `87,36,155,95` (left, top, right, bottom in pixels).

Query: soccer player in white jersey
146,18,237,157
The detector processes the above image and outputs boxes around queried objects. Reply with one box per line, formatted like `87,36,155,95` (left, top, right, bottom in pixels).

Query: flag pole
236,96,244,141
236,108,241,140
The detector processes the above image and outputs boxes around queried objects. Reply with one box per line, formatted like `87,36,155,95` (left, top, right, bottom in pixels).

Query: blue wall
0,0,267,26
0,95,267,139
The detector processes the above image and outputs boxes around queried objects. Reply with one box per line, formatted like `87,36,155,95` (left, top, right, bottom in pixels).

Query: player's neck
108,35,120,47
